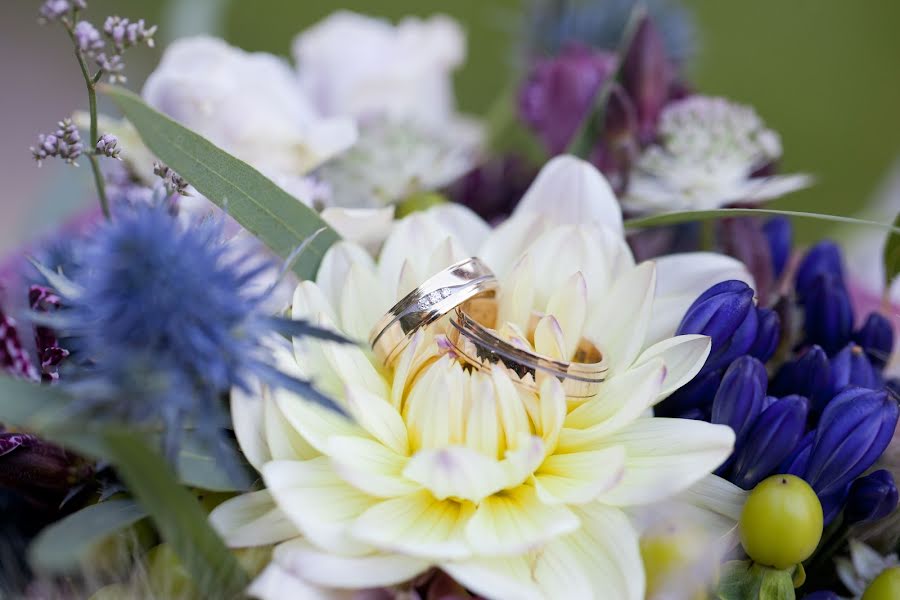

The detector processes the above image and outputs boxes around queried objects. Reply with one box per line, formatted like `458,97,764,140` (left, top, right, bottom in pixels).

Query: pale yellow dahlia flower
212,156,754,599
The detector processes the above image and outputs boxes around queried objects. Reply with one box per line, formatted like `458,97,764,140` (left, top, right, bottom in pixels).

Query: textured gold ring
447,297,608,398
369,257,498,366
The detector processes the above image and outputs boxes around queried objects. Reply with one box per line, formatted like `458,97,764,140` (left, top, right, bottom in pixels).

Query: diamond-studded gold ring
446,297,608,398
369,257,498,367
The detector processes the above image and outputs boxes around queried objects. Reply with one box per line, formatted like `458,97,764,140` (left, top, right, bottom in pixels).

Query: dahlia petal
315,241,378,319
232,382,271,472
262,458,377,556
588,261,657,375
328,435,418,497
276,391,367,456
464,485,579,555
633,334,712,401
338,261,392,342
648,252,754,346
403,445,507,503
209,490,300,548
530,538,595,600
425,203,492,256
442,556,544,600
596,419,736,506
562,358,666,440
266,390,319,461
533,445,626,504
479,210,547,280
272,538,429,590
320,206,395,254
248,560,353,600
545,271,588,358
497,253,536,332
537,377,567,454
514,154,624,235
534,315,567,361
343,383,409,455
350,490,475,560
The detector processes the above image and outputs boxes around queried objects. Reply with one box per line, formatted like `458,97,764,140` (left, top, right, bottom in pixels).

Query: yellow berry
739,474,823,569
862,566,900,600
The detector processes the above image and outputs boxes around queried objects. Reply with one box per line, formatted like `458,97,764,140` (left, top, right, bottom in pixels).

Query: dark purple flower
730,395,808,490
519,44,618,155
830,343,880,393
844,469,898,525
0,307,39,381
676,280,759,372
748,307,781,363
803,592,840,600
803,387,898,499
0,433,93,503
795,241,845,303
802,272,854,355
853,312,894,370
711,356,768,445
620,14,672,144
770,345,833,416
446,155,536,223
29,285,68,382
763,216,792,280
716,218,775,305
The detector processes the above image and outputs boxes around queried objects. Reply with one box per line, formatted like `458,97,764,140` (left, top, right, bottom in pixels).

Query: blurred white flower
623,96,812,214
292,11,465,125
836,539,899,598
211,156,749,599
142,36,356,185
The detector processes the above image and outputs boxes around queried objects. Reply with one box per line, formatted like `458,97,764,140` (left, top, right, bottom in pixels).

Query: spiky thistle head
47,202,344,470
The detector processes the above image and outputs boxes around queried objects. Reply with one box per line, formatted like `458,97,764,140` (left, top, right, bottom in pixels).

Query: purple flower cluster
658,222,899,525
29,118,83,167
518,15,684,193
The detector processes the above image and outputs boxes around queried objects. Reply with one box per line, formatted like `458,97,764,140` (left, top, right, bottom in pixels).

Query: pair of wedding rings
367,257,608,398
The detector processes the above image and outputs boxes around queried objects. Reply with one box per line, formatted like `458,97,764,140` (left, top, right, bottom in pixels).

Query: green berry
862,566,900,600
739,474,823,569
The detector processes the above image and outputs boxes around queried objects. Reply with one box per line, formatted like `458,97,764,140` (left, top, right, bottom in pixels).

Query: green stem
64,24,110,219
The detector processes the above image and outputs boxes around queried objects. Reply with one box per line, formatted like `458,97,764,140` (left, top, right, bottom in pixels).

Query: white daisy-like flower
211,156,752,600
623,95,812,213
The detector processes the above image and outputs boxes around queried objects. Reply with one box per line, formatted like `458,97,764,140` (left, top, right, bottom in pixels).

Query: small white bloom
142,36,357,182
836,539,899,598
623,96,812,213
292,11,465,125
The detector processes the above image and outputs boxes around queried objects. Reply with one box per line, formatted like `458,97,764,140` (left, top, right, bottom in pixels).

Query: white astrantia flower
318,118,482,208
212,156,752,600
622,95,812,214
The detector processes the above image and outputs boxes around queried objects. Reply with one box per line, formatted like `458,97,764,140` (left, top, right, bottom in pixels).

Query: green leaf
625,207,900,235
717,560,762,600
100,85,339,281
0,375,248,491
883,212,900,287
28,499,147,573
102,431,249,598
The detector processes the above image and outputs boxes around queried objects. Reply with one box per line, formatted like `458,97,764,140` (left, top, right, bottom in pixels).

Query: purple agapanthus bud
831,343,881,393
0,433,93,501
676,280,759,372
730,395,808,490
763,216,792,280
620,14,672,144
748,307,781,363
803,272,854,355
518,44,618,155
803,387,899,499
795,241,845,303
73,20,103,54
844,469,899,525
96,133,121,159
854,312,894,370
655,368,723,417
711,356,768,445
771,345,833,415
783,430,815,476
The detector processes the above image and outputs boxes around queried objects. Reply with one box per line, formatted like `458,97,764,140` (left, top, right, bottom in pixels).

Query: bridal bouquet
3,2,899,599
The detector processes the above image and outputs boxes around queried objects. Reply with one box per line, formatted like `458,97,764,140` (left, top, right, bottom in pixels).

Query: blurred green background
2,0,899,256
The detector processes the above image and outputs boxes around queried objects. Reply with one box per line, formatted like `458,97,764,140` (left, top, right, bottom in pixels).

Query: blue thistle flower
45,203,346,474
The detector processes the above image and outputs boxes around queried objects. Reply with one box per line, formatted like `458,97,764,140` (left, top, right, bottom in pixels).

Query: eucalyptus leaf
883,212,900,287
29,499,147,573
102,432,249,598
100,85,339,281
625,207,900,235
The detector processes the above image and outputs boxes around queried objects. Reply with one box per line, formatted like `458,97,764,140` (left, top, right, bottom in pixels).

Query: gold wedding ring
369,257,498,366
447,297,608,398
